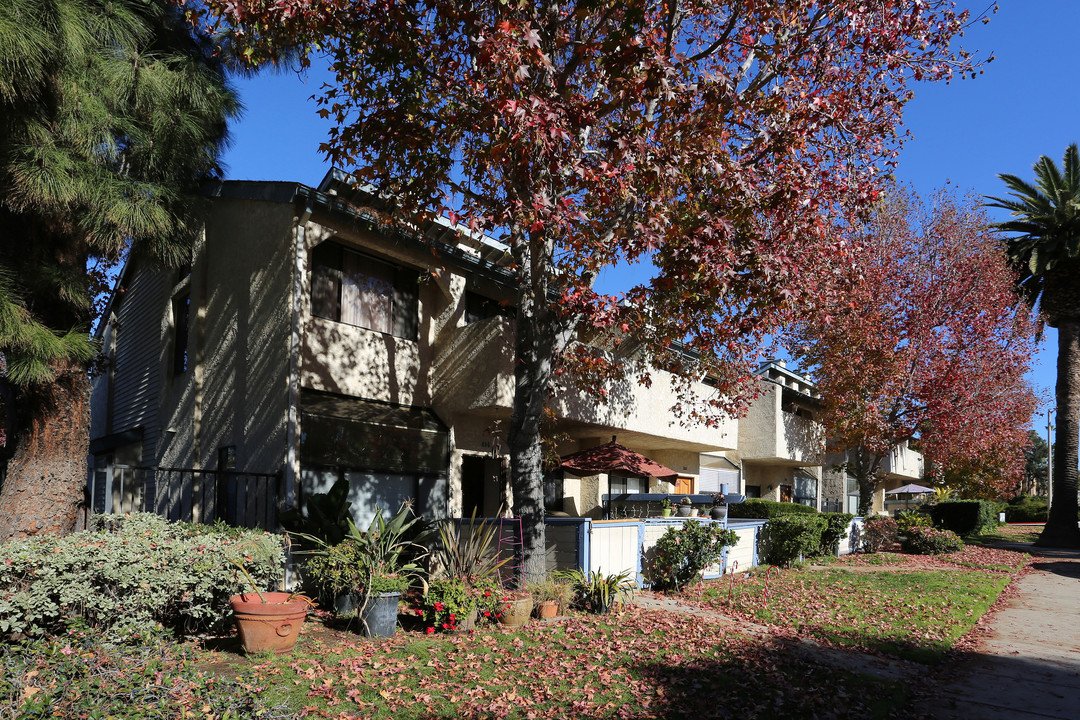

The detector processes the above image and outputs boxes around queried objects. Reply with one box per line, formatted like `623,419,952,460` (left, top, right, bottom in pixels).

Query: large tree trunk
0,360,90,540
507,281,567,584
1038,320,1080,547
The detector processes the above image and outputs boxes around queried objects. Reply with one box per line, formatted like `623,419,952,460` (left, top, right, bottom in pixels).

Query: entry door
460,455,486,518
675,476,694,494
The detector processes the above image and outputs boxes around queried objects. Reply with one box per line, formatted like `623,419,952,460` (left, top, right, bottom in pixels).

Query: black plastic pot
358,591,401,638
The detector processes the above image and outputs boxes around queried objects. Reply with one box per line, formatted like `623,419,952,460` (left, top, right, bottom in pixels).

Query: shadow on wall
782,411,824,464
302,313,431,408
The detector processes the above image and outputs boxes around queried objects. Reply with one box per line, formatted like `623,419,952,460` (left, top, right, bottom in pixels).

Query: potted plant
709,493,728,521
498,589,534,627
295,502,431,638
229,563,313,654
526,577,573,619
419,509,511,633
676,497,693,517
555,568,635,614
660,498,674,517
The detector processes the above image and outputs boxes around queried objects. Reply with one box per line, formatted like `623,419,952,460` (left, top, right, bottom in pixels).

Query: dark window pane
311,242,341,320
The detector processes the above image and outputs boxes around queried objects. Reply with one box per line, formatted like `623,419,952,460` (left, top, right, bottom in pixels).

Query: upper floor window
172,293,190,374
464,291,514,325
311,242,419,340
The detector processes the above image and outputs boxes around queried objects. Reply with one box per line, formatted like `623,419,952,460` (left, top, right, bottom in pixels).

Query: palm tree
0,0,240,538
986,145,1080,547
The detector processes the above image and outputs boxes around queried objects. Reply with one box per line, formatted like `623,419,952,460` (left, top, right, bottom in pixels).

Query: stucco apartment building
89,171,755,527
88,170,919,527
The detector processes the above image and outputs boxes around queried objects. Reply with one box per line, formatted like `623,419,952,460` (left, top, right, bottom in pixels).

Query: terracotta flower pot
498,597,533,627
535,600,558,619
230,592,309,654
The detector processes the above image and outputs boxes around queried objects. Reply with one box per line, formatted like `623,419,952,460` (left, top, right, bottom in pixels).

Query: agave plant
555,568,635,614
431,507,510,585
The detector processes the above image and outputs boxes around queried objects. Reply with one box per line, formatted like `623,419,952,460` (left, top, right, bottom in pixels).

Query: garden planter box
230,592,309,654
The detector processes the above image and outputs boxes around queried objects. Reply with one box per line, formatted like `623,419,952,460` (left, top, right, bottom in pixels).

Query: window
464,291,513,325
794,474,817,507
311,242,419,339
173,294,190,374
609,475,645,494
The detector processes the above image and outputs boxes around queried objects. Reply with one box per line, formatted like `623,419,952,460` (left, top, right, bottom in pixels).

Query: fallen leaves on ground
684,548,1029,664
243,609,910,720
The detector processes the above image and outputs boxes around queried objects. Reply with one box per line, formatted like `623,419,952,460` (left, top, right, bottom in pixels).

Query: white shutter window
699,467,739,494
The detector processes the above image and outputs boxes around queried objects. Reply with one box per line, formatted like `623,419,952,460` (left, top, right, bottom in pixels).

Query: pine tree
0,0,239,538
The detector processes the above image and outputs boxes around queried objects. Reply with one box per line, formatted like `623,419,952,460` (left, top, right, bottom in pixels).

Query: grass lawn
3,544,1030,720
207,609,909,720
4,612,912,720
686,545,1030,664
967,523,1045,545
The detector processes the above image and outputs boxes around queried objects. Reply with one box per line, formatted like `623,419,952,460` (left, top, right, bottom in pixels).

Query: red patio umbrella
558,439,677,479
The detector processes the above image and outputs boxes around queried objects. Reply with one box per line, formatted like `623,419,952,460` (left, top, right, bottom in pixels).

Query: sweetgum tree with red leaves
183,0,983,576
787,187,1036,515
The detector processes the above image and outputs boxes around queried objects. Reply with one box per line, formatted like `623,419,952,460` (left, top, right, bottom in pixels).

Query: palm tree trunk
1038,320,1080,547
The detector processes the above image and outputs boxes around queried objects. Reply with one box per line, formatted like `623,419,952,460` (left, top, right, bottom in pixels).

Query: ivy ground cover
203,610,910,720
689,546,1030,664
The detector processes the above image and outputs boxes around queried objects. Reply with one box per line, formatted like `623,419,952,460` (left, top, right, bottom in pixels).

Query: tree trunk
0,360,90,540
1038,319,1080,547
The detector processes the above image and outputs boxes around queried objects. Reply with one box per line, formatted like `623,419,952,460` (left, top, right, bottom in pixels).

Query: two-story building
88,171,740,528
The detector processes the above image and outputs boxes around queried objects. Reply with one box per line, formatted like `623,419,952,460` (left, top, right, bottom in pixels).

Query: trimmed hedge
728,499,818,519
929,500,999,536
0,513,284,640
901,526,963,554
1005,495,1048,523
761,515,827,566
820,512,855,554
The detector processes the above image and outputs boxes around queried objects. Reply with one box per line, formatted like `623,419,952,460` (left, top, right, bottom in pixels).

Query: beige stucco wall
738,382,823,464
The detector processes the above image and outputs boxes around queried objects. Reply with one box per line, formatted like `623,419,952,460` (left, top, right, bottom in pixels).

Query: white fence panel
589,522,639,578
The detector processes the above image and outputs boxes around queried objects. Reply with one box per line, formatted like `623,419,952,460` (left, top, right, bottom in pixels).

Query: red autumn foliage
786,187,1037,511
177,0,985,570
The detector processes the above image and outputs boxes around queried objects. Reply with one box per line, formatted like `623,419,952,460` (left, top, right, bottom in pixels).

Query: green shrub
646,521,739,591
761,515,827,566
901,526,963,554
820,513,855,555
0,631,297,719
415,577,502,632
727,499,819,519
861,516,898,553
0,513,284,640
555,568,635,614
1004,495,1048,523
929,500,999,536
896,509,932,533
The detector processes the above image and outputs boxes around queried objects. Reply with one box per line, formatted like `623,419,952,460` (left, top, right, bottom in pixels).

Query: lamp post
1046,408,1055,504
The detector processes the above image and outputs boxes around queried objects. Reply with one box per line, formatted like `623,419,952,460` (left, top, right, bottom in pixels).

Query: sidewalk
915,545,1080,720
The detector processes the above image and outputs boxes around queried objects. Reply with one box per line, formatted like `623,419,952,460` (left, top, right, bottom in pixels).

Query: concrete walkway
633,544,1080,719
915,545,1080,720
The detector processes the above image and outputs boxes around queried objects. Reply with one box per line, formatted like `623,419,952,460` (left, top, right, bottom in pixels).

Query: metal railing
90,466,283,531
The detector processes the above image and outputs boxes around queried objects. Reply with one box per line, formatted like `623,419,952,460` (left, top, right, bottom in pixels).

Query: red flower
434,602,445,612
449,613,456,621
425,627,435,634
442,623,450,629
484,590,491,597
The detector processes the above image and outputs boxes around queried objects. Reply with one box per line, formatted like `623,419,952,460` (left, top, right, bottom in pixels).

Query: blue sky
219,2,1074,424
